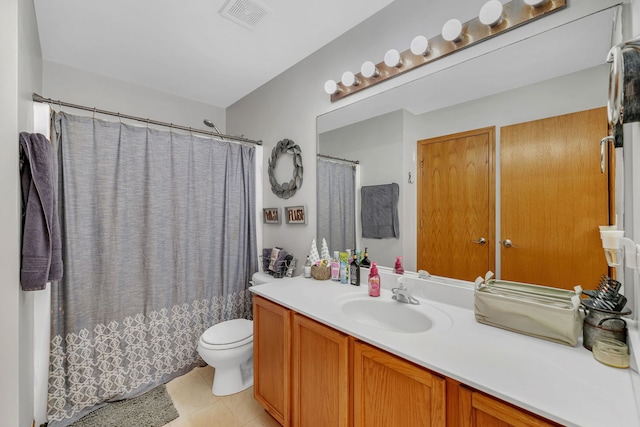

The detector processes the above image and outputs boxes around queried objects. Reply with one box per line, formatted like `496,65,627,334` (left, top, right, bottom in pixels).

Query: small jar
592,338,629,368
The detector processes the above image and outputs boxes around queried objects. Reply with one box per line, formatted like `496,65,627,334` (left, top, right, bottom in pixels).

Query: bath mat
69,384,179,427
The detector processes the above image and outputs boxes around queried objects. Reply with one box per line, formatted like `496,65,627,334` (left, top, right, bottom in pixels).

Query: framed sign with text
284,205,307,225
263,207,280,224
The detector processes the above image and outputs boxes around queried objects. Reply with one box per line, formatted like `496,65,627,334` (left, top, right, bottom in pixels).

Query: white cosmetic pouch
474,272,584,346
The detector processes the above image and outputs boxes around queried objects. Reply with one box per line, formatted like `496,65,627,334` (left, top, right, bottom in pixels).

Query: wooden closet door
500,107,610,289
417,127,495,281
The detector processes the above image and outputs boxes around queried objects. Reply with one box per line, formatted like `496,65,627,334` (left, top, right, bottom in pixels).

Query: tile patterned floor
163,366,280,427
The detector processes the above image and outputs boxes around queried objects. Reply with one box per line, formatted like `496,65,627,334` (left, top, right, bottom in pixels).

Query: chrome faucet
392,277,420,305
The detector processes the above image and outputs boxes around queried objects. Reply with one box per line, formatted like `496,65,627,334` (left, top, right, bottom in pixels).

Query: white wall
43,61,226,133
227,0,623,274
19,0,44,421
1,0,42,426
624,0,640,415
626,0,640,318
0,2,22,425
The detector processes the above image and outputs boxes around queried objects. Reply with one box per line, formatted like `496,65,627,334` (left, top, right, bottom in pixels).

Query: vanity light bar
325,0,566,102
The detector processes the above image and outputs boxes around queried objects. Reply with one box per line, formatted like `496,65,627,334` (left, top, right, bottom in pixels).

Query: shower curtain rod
317,153,359,164
32,93,262,146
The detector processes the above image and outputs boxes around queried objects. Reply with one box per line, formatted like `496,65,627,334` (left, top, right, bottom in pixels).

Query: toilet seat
200,319,253,350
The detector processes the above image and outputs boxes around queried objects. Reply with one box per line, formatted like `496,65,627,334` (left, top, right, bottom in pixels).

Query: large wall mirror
316,5,620,289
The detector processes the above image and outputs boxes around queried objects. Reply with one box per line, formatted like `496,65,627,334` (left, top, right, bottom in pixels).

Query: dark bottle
349,253,360,286
360,248,371,267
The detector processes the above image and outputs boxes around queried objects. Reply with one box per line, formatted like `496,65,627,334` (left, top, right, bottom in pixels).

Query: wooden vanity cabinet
458,386,560,427
253,295,559,427
292,313,350,427
253,296,291,426
253,296,349,427
353,340,446,427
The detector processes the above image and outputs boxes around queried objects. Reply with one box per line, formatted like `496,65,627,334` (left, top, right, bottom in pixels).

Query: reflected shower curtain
47,112,257,426
316,158,356,253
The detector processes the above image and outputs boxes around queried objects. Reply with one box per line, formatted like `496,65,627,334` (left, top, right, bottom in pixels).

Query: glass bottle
304,255,312,278
340,261,348,284
331,251,340,282
360,247,371,267
349,252,360,286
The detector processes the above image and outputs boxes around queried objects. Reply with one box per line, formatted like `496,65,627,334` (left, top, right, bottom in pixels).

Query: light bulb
410,35,430,56
360,61,379,78
479,0,504,27
324,80,338,95
384,49,403,68
341,71,359,87
442,19,463,42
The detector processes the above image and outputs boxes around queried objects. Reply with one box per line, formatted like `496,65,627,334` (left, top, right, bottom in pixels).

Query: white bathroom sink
340,297,433,333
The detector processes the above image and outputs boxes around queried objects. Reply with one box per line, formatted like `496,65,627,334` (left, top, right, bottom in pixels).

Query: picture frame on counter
263,207,280,224
285,205,307,224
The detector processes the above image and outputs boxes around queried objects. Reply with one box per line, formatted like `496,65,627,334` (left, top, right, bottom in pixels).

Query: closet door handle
471,237,486,245
502,239,518,248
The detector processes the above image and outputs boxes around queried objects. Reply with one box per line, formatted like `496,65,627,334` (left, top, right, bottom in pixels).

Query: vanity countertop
249,274,640,427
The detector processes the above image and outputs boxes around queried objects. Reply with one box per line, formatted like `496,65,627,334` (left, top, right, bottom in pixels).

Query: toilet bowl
197,318,254,396
197,271,284,396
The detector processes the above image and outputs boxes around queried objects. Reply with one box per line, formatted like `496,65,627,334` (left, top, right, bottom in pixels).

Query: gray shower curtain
316,158,356,253
47,112,257,426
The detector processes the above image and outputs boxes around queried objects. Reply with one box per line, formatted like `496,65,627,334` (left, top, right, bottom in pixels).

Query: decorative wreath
268,139,303,199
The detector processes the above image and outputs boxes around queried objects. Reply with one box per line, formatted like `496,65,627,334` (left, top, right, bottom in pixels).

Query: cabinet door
353,341,446,427
292,313,350,427
253,296,291,426
459,387,559,427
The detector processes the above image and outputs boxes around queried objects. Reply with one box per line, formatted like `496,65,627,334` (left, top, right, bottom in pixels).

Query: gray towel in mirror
361,183,399,239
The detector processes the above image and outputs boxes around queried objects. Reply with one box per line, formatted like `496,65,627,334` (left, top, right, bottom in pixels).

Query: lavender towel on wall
19,132,63,290
361,183,399,239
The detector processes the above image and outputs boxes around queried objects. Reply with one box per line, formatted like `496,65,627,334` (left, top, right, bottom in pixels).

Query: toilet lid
252,272,278,286
201,319,253,346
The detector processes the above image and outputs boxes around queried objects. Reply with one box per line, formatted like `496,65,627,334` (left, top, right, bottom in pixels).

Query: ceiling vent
220,0,270,31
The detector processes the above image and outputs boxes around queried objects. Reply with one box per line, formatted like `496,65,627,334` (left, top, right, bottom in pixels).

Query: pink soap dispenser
368,262,381,297
394,256,404,275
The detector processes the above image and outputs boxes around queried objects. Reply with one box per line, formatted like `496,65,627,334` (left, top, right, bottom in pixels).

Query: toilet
197,271,282,396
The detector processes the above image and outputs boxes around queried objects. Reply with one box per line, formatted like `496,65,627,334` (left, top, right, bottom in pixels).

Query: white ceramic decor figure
309,239,320,264
321,238,331,262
